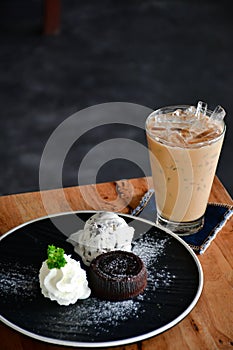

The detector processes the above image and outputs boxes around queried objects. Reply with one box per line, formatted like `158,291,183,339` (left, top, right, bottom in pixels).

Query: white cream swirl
39,254,91,305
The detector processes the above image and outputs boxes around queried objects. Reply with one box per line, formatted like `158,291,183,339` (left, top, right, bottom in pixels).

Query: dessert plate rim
0,210,203,348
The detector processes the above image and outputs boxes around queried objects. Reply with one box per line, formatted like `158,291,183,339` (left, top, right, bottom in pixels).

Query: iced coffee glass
145,103,226,235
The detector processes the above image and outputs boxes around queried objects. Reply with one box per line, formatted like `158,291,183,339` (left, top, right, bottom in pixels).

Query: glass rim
145,105,226,149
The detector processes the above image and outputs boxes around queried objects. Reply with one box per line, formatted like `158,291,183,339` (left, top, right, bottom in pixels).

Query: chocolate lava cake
89,250,147,300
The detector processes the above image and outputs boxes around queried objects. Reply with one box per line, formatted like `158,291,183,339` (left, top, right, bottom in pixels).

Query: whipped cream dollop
39,254,91,305
67,212,135,266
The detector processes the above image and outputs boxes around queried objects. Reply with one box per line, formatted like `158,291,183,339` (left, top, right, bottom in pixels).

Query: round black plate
0,211,203,347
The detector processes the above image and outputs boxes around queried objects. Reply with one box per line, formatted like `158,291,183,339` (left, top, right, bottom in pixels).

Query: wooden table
0,177,232,350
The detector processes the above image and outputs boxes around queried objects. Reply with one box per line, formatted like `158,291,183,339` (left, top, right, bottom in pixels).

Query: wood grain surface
0,177,232,350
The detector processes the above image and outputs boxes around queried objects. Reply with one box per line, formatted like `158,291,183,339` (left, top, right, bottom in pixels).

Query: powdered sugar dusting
133,234,176,293
133,234,169,267
0,262,38,300
36,298,142,336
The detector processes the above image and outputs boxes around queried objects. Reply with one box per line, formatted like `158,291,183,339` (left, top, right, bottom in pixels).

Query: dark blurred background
0,0,232,196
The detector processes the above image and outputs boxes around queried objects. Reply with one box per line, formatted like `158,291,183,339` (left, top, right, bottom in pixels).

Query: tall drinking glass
145,103,226,235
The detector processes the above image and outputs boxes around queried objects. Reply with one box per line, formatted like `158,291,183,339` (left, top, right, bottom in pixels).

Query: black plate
0,211,203,347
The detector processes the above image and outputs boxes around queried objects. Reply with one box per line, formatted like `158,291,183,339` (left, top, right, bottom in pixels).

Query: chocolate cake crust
89,250,147,300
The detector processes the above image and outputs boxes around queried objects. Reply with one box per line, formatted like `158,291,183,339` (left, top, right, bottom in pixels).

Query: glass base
156,214,204,236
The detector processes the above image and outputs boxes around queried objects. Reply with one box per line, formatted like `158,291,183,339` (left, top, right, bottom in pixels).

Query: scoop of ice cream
39,254,91,305
67,212,135,266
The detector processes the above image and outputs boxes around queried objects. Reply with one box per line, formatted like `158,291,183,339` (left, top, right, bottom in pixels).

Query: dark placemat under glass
131,190,233,254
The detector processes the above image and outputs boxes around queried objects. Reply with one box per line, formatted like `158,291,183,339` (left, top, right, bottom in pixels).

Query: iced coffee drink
145,102,225,235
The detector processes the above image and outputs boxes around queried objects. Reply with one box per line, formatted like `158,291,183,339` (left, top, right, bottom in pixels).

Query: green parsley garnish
46,245,67,269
